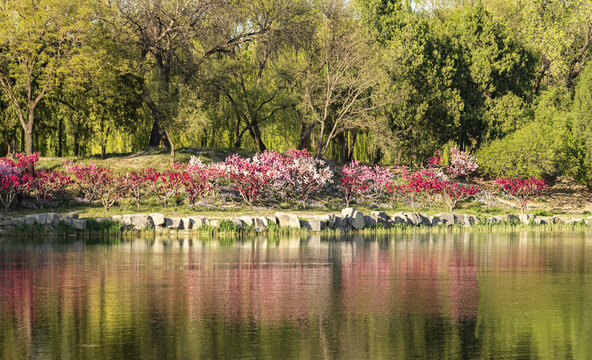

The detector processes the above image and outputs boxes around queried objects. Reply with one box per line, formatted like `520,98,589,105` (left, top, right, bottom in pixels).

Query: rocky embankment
2,208,590,234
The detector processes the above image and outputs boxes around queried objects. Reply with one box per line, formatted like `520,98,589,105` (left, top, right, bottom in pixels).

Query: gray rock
230,218,245,228
364,215,377,228
301,219,324,231
535,217,547,225
150,213,166,227
47,213,61,226
239,216,255,226
130,214,154,230
121,215,133,226
519,214,536,224
253,217,268,230
389,214,407,225
67,212,79,219
439,213,458,226
189,216,209,228
342,208,365,230
371,211,388,221
419,213,432,226
431,216,443,226
182,217,192,230
316,214,337,229
169,217,184,230
275,212,301,228
333,215,344,229
0,218,11,226
111,215,122,223
72,219,87,230
402,212,422,226
549,216,562,224
265,216,278,225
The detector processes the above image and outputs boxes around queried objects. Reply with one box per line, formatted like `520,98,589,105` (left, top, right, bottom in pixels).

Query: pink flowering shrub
142,168,184,208
255,149,333,204
340,161,391,207
496,177,547,213
448,147,478,178
66,162,125,210
217,154,279,206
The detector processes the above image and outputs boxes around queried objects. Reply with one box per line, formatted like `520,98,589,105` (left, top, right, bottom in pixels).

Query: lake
1,231,591,359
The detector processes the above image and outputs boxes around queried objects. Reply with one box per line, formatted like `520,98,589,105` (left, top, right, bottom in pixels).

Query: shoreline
0,207,590,238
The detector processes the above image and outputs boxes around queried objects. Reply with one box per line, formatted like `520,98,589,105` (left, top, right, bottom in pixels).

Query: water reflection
1,231,592,359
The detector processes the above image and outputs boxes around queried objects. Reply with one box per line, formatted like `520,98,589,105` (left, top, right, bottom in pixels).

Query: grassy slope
18,148,592,219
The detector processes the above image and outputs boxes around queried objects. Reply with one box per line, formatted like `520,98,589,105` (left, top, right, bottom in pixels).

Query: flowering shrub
1,153,39,176
448,147,478,178
181,157,219,207
441,182,479,211
254,149,333,204
142,169,184,208
119,172,148,209
32,170,73,203
496,177,547,213
217,154,279,206
0,174,32,211
341,161,391,207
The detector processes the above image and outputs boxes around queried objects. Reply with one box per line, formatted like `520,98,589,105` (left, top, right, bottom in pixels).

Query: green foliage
573,62,592,186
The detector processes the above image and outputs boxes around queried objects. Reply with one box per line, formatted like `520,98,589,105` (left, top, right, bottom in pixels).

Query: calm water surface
1,231,592,359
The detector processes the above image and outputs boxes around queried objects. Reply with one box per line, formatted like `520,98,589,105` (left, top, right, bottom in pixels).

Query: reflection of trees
1,233,592,358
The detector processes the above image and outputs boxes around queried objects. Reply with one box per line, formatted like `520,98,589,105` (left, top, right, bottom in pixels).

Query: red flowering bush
441,182,479,212
119,172,148,209
142,168,184,208
341,161,391,207
496,177,547,213
0,174,32,211
181,157,220,207
32,170,73,203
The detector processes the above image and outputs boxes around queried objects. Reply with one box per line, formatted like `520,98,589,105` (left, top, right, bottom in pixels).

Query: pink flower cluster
340,161,391,207
448,147,478,178
496,177,547,213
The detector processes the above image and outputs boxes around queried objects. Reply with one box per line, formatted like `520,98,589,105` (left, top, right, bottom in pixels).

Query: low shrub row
0,149,548,213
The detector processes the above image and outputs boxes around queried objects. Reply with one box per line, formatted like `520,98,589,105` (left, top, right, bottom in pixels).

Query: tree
0,0,88,155
299,0,383,158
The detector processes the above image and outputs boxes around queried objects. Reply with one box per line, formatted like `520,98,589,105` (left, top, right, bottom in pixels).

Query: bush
340,160,391,207
496,177,547,213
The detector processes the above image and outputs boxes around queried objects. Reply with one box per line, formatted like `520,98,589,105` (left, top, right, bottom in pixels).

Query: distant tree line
0,0,590,184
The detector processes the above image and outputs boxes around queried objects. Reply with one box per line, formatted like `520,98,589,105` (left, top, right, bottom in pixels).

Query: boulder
439,213,457,226
275,212,301,228
265,216,278,225
168,217,184,230
519,214,536,224
371,211,388,221
150,213,166,227
111,215,122,223
431,216,443,226
364,215,377,228
121,215,133,226
301,219,324,231
67,212,79,219
230,218,245,228
209,220,220,227
182,217,192,230
130,214,154,230
535,217,547,225
239,216,255,227
342,208,365,230
418,213,432,226
389,214,407,225
189,216,209,228
253,217,268,230
402,212,422,226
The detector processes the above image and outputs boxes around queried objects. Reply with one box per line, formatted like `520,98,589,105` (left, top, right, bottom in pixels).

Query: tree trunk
297,123,315,150
20,127,24,153
24,129,33,155
163,127,175,165
58,117,63,157
346,130,357,162
148,119,170,149
370,146,383,165
248,122,267,152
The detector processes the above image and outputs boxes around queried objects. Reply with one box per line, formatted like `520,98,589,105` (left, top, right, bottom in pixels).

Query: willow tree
0,0,88,155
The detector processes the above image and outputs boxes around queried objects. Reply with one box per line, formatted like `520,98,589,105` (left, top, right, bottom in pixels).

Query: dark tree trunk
370,146,383,165
58,117,63,157
345,130,357,162
297,123,315,150
148,119,170,149
20,127,24,153
248,122,267,152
